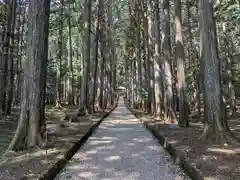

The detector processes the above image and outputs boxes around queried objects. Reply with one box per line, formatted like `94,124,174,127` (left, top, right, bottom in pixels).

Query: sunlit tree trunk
66,3,74,105
153,0,163,119
55,0,64,108
162,0,176,122
134,2,142,109
222,23,237,117
146,0,154,113
175,0,189,127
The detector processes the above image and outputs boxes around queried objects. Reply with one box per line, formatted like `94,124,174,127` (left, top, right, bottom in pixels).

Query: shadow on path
55,98,190,180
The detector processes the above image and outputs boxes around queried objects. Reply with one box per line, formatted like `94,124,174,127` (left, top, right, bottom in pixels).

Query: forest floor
0,105,109,180
130,105,240,180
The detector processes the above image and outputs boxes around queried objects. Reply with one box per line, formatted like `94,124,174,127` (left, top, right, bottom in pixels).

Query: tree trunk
199,0,235,144
186,2,201,117
66,3,74,105
7,0,50,151
55,0,64,108
174,0,189,127
13,2,23,106
5,0,17,115
14,5,25,106
162,0,176,122
80,0,92,113
153,0,163,119
92,0,101,112
146,0,154,114
0,1,12,117
135,2,143,109
107,0,113,106
99,0,107,109
222,23,237,117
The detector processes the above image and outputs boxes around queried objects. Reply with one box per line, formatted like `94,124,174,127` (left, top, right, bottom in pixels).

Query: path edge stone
38,101,118,180
125,103,204,180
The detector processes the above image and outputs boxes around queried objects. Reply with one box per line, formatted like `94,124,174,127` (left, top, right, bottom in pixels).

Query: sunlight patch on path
55,98,190,180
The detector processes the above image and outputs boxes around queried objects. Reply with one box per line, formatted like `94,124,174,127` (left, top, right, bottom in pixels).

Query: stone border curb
38,102,118,180
125,103,204,180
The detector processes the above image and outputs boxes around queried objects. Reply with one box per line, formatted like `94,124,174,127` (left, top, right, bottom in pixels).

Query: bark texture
7,0,50,151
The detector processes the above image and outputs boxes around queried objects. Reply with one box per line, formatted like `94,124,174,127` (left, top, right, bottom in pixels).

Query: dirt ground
131,107,240,180
0,106,108,180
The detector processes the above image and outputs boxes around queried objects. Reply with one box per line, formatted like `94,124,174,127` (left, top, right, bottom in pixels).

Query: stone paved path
55,98,190,180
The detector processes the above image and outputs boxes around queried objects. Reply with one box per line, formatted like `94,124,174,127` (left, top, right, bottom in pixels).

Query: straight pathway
55,98,190,180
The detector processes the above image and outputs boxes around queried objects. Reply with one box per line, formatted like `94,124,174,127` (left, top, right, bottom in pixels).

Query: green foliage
216,1,240,23
135,86,148,99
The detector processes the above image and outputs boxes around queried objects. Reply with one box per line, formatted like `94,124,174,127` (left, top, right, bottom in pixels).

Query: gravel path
55,98,190,180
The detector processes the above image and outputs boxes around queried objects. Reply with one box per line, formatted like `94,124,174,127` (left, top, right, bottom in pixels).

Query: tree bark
7,0,50,151
55,0,64,108
91,0,101,112
162,0,176,122
99,0,107,109
5,0,17,115
80,0,92,113
153,0,163,119
66,3,74,105
0,1,12,117
175,0,189,127
199,0,235,144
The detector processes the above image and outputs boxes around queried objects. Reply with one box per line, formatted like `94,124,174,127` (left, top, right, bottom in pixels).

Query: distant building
116,86,125,96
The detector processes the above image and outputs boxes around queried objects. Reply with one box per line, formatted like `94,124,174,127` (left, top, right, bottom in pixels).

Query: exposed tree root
199,123,240,146
61,113,80,125
6,108,44,153
77,106,88,116
55,102,62,109
94,104,101,112
154,115,161,121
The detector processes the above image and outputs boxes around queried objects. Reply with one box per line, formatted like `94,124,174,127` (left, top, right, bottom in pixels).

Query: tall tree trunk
175,0,189,127
7,0,50,151
146,0,154,113
107,0,113,106
99,0,107,109
162,0,176,122
222,23,237,117
186,2,201,117
80,0,92,113
13,2,23,106
112,43,117,104
88,29,95,113
66,3,74,105
5,0,17,115
153,0,163,119
14,5,26,106
199,0,235,144
0,1,12,117
140,0,148,111
55,0,64,108
92,0,101,112
135,1,142,109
